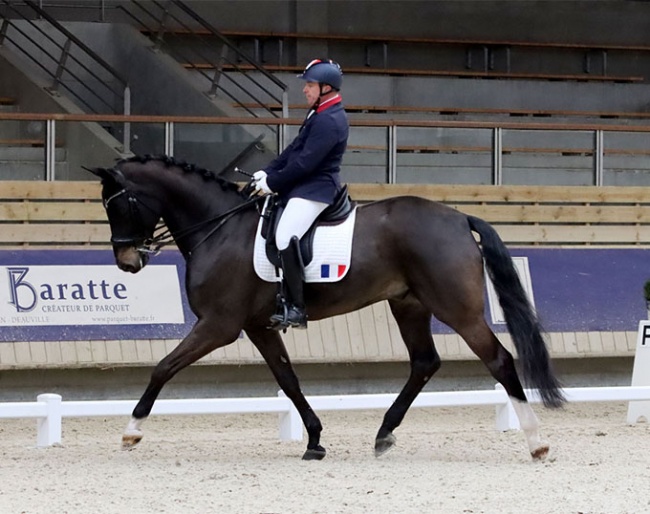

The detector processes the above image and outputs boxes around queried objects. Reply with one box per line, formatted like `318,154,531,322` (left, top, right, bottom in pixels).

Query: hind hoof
531,444,549,461
302,445,326,460
374,433,396,457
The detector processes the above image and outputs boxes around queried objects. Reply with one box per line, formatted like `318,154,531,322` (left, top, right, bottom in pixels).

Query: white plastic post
494,384,520,431
277,391,303,441
36,394,62,447
627,320,650,423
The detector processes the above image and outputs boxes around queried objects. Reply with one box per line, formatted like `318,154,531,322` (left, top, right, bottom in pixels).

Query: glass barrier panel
603,131,650,186
395,127,493,184
502,129,594,186
173,122,278,182
0,119,46,180
343,126,388,183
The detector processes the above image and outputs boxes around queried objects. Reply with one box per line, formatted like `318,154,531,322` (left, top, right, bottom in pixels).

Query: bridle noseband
103,186,163,254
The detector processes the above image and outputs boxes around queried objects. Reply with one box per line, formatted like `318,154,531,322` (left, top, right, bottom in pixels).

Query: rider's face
303,81,332,107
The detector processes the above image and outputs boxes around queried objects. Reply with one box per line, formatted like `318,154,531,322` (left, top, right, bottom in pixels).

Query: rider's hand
252,170,267,181
254,174,273,194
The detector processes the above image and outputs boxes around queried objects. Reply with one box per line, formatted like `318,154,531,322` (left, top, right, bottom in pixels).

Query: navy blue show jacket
265,96,349,204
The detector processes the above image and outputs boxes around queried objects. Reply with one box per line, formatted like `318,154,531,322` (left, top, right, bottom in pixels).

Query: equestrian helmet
299,58,343,90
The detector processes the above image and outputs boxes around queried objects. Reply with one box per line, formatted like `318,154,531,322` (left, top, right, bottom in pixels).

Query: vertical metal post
0,19,9,45
45,119,56,181
281,90,289,119
209,44,229,97
387,125,397,184
51,38,72,91
594,129,604,186
492,127,503,185
164,121,174,157
122,85,131,154
278,122,289,153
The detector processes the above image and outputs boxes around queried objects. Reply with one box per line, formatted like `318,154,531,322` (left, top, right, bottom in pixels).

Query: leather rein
103,186,264,257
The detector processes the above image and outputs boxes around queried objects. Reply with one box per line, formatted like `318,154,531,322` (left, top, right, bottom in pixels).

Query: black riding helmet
298,58,343,95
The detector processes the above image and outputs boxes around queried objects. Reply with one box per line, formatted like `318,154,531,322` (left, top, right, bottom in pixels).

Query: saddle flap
262,187,356,268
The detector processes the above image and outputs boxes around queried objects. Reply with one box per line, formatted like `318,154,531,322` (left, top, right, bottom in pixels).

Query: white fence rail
1,386,649,447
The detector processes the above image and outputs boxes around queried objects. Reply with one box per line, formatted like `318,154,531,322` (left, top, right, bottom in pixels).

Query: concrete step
0,96,17,114
0,146,66,160
0,161,69,180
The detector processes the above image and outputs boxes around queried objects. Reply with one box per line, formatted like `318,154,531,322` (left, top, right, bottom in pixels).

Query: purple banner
431,248,650,333
1,248,648,342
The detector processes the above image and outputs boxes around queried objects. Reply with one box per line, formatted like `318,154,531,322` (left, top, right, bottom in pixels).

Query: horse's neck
160,182,245,255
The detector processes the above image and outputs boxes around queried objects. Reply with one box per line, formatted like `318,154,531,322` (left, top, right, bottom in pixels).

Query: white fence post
628,320,650,423
494,384,519,431
277,391,303,441
36,394,62,447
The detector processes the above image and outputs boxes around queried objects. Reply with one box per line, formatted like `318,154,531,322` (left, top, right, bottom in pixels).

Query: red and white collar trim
316,94,341,113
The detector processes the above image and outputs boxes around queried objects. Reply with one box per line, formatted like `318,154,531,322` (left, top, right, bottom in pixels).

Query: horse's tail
467,215,565,408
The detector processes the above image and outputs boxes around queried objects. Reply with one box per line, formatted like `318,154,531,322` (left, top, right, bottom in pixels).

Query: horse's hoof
374,433,397,457
531,444,549,461
302,445,326,460
121,432,143,450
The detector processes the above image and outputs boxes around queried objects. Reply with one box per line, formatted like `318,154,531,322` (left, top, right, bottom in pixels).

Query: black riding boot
270,236,308,330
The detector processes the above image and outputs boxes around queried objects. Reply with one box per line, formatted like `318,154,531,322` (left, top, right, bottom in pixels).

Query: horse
89,154,565,461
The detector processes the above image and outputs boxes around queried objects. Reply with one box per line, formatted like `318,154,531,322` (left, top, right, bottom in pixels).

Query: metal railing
2,112,650,184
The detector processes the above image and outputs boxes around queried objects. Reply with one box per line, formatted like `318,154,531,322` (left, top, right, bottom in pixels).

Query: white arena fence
1,385,650,447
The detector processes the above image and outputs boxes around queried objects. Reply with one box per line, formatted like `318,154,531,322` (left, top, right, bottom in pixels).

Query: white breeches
275,197,329,250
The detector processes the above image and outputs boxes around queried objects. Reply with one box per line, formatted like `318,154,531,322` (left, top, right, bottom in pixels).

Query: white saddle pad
253,205,357,283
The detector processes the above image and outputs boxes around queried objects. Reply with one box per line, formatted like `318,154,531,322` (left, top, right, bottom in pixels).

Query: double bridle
103,186,264,257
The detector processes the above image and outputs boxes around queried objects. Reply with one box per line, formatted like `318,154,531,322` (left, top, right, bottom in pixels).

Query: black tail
468,215,565,408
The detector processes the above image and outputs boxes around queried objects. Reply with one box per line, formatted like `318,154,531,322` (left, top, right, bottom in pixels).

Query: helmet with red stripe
298,58,343,90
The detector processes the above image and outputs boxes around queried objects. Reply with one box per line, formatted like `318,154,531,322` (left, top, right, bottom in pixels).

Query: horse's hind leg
122,320,240,449
456,320,549,460
246,327,325,460
375,297,441,457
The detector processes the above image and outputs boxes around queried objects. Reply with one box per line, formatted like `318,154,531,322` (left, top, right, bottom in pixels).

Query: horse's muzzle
114,246,149,273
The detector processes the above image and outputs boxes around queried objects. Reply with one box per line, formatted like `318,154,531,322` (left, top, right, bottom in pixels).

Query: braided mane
117,154,243,194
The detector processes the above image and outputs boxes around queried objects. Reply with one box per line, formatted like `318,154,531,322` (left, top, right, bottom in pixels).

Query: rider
253,58,349,330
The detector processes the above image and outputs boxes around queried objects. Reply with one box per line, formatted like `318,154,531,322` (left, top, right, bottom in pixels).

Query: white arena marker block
627,321,650,424
36,394,62,447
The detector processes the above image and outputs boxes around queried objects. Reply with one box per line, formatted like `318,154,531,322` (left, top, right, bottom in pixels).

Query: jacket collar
316,94,341,113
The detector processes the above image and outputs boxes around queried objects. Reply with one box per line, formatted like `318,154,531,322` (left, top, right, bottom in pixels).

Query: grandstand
0,0,649,399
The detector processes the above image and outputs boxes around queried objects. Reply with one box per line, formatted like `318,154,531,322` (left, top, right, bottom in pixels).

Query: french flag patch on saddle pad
253,208,357,283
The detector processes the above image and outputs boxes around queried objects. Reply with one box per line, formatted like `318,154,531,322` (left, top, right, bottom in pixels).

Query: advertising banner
0,250,193,342
1,247,648,341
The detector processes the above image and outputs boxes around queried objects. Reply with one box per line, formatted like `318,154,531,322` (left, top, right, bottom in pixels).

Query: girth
261,185,355,268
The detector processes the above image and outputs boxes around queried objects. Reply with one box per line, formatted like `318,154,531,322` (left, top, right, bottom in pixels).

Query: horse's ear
82,166,127,186
82,166,112,181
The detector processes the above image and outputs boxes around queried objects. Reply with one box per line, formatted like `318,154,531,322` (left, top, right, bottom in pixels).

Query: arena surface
0,401,648,513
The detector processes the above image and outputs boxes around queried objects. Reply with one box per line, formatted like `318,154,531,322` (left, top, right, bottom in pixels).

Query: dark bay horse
89,155,564,461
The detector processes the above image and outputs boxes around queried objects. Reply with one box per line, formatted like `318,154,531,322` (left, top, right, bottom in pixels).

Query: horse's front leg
122,320,240,449
246,327,325,460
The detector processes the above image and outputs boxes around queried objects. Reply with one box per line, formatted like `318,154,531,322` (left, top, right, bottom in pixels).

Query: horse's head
88,165,162,273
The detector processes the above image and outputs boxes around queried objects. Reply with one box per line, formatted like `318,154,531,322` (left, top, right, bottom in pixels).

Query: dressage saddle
261,185,355,268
